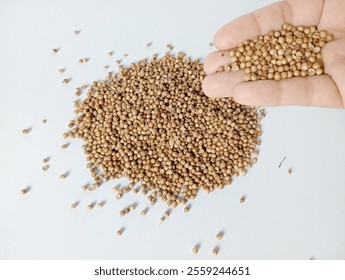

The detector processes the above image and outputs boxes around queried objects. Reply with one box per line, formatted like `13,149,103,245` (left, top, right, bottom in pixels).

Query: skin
202,0,345,108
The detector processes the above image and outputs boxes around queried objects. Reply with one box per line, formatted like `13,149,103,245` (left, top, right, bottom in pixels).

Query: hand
202,0,345,108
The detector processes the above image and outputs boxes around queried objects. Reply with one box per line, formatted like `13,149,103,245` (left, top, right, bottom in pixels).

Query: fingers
232,75,343,108
214,2,292,50
214,0,324,50
204,51,231,75
202,71,243,98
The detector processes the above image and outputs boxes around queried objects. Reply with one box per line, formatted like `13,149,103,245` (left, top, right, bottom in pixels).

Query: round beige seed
192,245,199,254
117,228,123,236
71,202,78,208
42,165,49,171
20,188,29,195
216,232,223,240
212,247,219,256
240,196,246,203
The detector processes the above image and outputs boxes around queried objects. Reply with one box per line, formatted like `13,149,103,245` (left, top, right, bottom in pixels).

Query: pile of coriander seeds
220,23,333,81
65,52,262,207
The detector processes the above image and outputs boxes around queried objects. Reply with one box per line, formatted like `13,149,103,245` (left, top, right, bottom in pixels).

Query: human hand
202,0,345,108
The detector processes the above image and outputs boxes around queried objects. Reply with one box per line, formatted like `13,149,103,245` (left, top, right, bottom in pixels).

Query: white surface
0,0,345,260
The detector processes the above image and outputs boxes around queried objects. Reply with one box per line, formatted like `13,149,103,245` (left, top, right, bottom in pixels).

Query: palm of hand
203,0,345,108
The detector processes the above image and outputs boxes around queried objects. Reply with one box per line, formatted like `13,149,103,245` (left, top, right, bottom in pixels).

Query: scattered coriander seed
42,157,49,163
71,202,78,208
208,42,214,47
212,247,219,256
98,201,105,208
20,188,29,195
116,193,123,200
74,30,80,35
288,168,293,174
103,65,109,69
252,157,258,163
62,78,69,84
59,173,68,179
79,58,88,63
133,188,139,194
159,216,166,224
81,184,88,191
129,204,136,211
123,53,128,57
240,196,246,203
87,203,94,210
140,208,148,216
42,165,49,171
58,68,65,73
41,119,47,124
166,44,174,50
146,42,152,47
119,210,126,217
52,48,59,53
61,143,69,149
216,232,224,240
117,228,123,236
22,128,30,134
81,84,88,90
115,59,121,65
184,206,190,213
107,51,113,56
192,245,199,254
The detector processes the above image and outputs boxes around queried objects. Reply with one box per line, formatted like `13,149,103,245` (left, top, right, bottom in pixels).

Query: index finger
214,0,324,50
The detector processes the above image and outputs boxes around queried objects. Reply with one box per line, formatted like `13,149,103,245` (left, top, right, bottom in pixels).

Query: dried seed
52,48,59,53
81,184,88,191
87,203,94,210
146,42,152,48
42,157,49,163
129,204,136,211
117,228,123,236
74,30,80,35
60,173,68,179
61,143,69,149
123,53,128,57
184,206,190,213
208,42,214,47
41,119,47,124
240,196,246,203
288,168,293,174
79,58,88,63
62,78,69,84
22,128,30,134
140,208,148,216
58,68,65,73
216,232,223,240
212,247,219,256
65,53,262,206
71,202,78,208
98,201,105,208
42,165,49,171
20,188,29,195
192,245,199,254
107,51,113,56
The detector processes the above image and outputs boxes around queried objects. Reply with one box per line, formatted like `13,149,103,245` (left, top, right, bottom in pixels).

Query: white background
0,0,345,260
